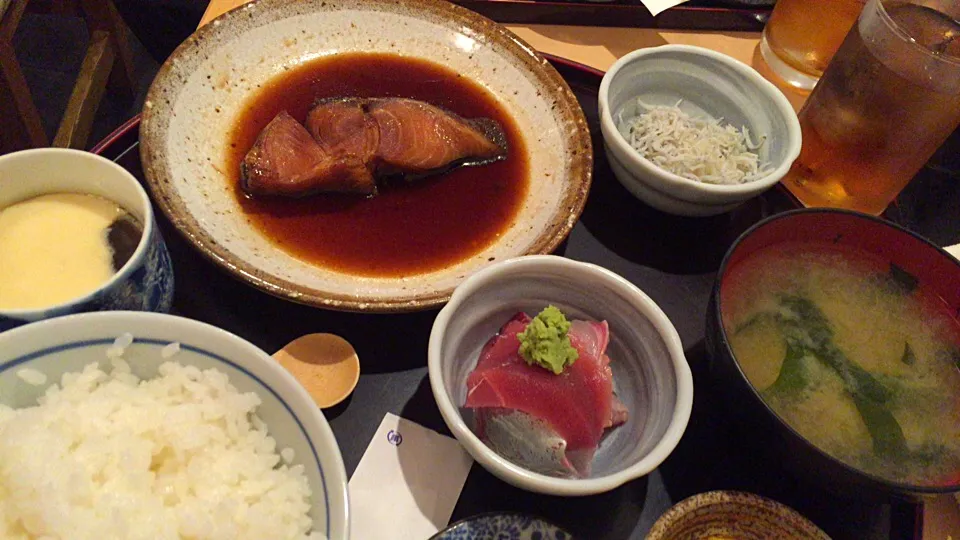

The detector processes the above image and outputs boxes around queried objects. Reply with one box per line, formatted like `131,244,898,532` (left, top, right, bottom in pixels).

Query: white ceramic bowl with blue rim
598,45,802,217
0,311,349,539
0,149,174,330
428,255,693,496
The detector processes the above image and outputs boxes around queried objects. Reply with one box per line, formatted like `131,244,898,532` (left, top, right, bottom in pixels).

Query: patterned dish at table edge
645,490,831,540
139,0,592,313
431,513,574,540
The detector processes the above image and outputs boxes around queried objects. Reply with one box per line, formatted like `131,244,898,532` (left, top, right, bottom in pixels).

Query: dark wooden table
91,54,960,538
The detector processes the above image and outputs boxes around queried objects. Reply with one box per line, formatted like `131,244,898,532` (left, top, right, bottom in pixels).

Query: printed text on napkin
349,413,474,540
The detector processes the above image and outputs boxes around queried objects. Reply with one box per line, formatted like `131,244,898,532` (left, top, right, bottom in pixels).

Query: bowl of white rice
598,45,802,217
0,311,349,540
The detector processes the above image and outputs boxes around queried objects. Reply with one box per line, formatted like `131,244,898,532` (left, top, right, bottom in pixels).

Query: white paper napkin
945,243,960,261
348,413,474,540
639,0,689,16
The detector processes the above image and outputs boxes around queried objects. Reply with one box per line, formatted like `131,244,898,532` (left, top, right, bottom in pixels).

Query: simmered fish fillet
366,98,505,173
240,98,507,197
240,111,376,196
306,98,380,162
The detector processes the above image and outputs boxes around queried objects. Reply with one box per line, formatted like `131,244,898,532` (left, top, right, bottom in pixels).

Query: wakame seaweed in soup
721,242,960,486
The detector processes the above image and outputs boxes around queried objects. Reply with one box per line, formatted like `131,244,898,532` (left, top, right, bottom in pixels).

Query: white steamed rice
15,368,46,386
0,345,320,540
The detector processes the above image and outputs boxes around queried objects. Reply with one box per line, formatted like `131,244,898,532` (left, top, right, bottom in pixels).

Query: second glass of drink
760,0,867,91
781,0,960,215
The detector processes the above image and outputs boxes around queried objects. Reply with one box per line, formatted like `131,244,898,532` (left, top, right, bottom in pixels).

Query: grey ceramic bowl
598,45,801,217
428,255,693,496
0,149,174,331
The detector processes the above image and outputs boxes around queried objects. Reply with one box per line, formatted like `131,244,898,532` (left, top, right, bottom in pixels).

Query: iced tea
761,0,866,90
782,0,960,215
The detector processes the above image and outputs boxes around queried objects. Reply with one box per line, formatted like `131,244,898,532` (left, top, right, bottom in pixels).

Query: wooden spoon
272,334,360,408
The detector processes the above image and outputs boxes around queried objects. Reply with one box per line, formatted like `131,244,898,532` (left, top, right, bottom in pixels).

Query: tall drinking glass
760,0,867,91
781,0,960,216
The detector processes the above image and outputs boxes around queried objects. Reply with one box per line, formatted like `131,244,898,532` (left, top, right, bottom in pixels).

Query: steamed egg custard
0,193,136,310
721,243,960,485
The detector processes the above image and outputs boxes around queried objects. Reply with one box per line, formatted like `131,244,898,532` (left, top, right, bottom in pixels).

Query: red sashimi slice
465,312,626,478
568,321,629,429
568,319,610,360
471,312,531,374
607,396,629,429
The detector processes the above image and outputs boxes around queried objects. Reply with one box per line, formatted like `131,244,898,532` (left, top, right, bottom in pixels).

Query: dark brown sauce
226,53,529,277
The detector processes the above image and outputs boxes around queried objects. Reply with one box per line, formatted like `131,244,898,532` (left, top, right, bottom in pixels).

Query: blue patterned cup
0,148,174,330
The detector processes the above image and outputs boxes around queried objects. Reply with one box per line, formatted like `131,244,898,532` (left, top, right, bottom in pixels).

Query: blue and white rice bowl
0,311,349,539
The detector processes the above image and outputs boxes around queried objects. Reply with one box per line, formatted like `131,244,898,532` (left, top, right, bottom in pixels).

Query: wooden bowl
139,0,591,312
646,491,830,540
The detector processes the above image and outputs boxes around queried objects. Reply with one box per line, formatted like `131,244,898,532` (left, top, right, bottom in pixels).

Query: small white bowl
428,255,693,496
0,311,350,539
598,45,802,217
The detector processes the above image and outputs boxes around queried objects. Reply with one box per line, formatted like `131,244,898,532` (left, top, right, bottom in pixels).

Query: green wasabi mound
518,305,579,374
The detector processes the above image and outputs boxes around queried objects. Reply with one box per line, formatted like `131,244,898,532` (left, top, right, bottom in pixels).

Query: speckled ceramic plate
431,513,573,540
646,491,832,540
139,0,591,312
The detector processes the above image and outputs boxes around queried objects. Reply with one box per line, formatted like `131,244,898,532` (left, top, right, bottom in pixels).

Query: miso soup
721,242,960,485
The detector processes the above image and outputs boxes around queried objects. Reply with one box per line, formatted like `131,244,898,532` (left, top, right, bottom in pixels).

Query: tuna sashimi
465,312,628,477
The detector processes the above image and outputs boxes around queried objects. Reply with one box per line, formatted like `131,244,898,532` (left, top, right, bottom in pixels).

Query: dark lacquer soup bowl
706,208,960,500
